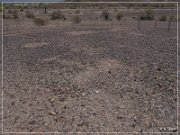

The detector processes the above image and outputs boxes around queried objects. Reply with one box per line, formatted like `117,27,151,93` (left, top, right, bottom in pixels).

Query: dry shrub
25,11,35,19
159,15,167,21
12,9,19,19
50,10,65,20
102,9,109,20
116,12,123,21
169,16,176,22
75,10,80,14
139,10,154,20
73,15,81,24
33,18,47,26
8,9,13,14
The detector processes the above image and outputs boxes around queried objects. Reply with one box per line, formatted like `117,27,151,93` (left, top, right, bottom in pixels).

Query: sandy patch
67,30,96,36
129,32,147,37
71,46,105,56
41,57,56,63
73,59,128,86
24,42,48,48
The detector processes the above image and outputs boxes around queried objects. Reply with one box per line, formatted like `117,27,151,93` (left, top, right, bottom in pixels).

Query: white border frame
1,1,179,134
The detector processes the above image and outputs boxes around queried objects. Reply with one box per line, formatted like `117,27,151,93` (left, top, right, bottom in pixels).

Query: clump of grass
50,10,65,20
12,9,19,19
159,15,167,21
73,15,81,24
102,9,109,20
139,10,154,20
25,11,35,19
116,12,123,21
33,18,47,26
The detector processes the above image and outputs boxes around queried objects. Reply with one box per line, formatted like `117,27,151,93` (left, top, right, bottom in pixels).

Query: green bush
73,15,81,24
139,10,154,20
102,10,109,20
116,12,123,21
159,15,167,21
50,10,65,20
33,18,47,26
25,11,35,19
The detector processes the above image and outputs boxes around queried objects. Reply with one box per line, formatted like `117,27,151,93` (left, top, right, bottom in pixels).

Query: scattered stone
94,90,99,94
59,96,66,101
160,127,167,131
50,98,55,103
49,110,56,116
167,127,177,132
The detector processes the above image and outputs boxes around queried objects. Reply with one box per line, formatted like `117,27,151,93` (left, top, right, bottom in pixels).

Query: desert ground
0,3,179,134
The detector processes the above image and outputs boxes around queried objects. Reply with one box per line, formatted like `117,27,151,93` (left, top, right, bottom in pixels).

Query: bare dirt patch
24,42,48,48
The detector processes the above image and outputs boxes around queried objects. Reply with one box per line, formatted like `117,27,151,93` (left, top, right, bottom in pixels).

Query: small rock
50,98,55,103
94,90,99,94
44,123,48,126
167,127,177,132
160,127,167,131
49,110,56,116
59,96,66,101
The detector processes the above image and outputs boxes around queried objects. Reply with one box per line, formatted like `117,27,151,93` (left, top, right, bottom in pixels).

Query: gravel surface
1,8,178,133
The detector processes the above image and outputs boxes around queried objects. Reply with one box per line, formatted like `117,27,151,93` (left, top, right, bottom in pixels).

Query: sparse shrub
33,18,47,26
73,15,81,24
139,10,154,20
102,9,109,20
7,9,13,14
0,6,3,12
25,11,35,19
116,12,123,21
50,10,65,20
159,15,167,21
20,8,24,12
12,9,19,19
169,16,176,22
3,13,11,19
75,10,80,14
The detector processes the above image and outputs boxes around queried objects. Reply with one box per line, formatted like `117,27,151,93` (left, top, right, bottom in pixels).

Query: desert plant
12,9,19,19
75,10,80,14
50,10,64,20
73,15,81,24
3,13,11,19
7,9,13,14
159,15,167,21
25,11,35,19
20,8,24,12
33,18,47,26
102,9,109,20
169,16,176,22
139,10,154,20
116,12,123,21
